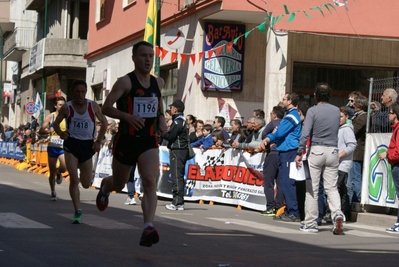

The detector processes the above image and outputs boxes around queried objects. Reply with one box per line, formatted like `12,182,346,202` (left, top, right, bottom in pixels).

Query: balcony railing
3,27,35,57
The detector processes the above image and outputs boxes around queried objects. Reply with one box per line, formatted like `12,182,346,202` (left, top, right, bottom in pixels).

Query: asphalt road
0,163,398,267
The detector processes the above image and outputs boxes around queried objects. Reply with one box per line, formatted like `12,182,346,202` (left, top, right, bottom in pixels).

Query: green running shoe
71,210,82,224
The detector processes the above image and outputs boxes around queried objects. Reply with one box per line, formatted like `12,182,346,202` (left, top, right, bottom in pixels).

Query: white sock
144,222,153,229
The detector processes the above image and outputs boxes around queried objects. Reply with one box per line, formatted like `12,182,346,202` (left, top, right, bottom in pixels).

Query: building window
96,0,106,22
160,63,178,110
292,62,398,105
92,83,103,106
123,0,136,8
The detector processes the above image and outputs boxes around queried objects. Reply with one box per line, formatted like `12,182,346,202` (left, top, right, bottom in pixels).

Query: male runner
54,80,107,224
96,41,167,247
39,96,67,200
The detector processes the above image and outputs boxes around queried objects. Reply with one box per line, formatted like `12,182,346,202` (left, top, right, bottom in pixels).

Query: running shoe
299,222,319,233
165,204,184,211
96,179,110,211
71,210,82,224
139,226,159,247
386,223,399,234
332,213,344,235
260,208,276,217
124,197,136,205
50,192,57,201
56,172,63,185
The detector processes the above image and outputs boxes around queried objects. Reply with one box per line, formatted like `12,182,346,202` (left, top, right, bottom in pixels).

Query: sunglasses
348,99,354,102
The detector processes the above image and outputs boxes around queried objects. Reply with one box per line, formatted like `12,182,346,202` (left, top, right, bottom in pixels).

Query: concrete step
352,204,398,228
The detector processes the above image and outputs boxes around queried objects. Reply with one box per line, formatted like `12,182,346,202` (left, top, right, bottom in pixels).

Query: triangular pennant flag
233,36,240,45
244,30,252,39
160,48,168,60
180,54,187,66
226,42,233,53
279,54,287,70
207,49,214,59
275,37,280,53
198,52,204,63
190,54,196,65
215,46,223,56
195,73,201,84
155,46,161,57
171,52,178,63
287,12,296,22
257,22,267,33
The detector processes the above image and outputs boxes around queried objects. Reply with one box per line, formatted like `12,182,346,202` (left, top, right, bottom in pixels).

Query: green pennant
257,22,267,33
303,10,312,18
244,29,252,39
323,4,332,14
326,3,336,12
287,12,296,22
311,6,325,17
233,36,240,44
283,5,290,15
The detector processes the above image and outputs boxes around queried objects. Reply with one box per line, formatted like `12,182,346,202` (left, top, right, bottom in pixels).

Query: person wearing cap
96,41,167,247
162,99,190,211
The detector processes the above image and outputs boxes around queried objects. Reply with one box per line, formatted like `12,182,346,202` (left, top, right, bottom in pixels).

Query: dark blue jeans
392,165,399,223
263,151,284,210
278,150,299,217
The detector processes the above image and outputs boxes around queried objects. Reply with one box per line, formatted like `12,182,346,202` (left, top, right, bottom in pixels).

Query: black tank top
117,71,162,137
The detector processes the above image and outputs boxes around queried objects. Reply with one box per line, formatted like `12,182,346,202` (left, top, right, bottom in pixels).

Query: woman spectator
189,119,204,143
165,109,173,130
186,114,197,134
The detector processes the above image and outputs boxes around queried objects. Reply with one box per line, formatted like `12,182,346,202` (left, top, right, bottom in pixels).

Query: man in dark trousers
162,99,189,211
260,106,285,216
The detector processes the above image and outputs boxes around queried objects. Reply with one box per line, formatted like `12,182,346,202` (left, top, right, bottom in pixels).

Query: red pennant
171,52,178,63
180,54,187,66
207,49,214,59
190,54,196,65
155,46,161,57
215,46,223,56
160,48,168,60
226,42,233,53
198,52,204,63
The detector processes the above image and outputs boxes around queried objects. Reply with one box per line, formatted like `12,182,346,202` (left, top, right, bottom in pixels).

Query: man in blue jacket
262,93,302,222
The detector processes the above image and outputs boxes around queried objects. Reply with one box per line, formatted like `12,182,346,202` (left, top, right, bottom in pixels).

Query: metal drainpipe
40,0,48,123
0,25,3,120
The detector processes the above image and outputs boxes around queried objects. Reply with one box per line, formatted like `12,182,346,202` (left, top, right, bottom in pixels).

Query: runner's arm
53,104,69,139
38,114,53,135
102,75,145,131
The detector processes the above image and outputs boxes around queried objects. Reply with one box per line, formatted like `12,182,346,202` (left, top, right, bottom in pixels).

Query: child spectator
191,124,213,152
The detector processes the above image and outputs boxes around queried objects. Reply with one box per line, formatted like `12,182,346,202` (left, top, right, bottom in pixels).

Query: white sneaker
165,204,184,211
124,197,136,205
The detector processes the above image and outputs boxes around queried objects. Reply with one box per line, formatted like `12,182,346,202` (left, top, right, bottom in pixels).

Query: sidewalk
352,204,398,227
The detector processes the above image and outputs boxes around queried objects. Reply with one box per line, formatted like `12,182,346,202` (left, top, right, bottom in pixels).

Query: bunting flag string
155,0,352,67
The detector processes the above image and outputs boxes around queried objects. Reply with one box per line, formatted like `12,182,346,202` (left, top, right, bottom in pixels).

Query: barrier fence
1,134,395,211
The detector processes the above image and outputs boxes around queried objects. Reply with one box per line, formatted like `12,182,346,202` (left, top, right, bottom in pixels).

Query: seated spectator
191,124,213,152
189,120,204,143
